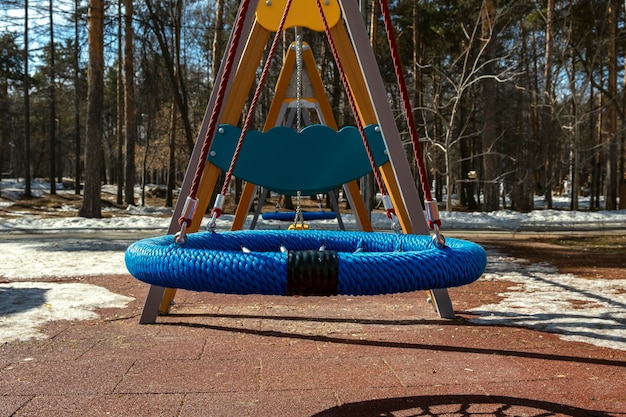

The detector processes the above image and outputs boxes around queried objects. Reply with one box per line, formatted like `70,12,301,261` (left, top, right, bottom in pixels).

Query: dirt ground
470,234,626,281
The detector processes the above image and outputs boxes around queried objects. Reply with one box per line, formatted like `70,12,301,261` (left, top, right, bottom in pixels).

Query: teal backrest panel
208,124,389,195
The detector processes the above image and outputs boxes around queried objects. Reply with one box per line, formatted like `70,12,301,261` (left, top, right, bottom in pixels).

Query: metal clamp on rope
425,199,445,248
289,191,308,230
175,196,198,244
381,195,401,233
207,194,225,233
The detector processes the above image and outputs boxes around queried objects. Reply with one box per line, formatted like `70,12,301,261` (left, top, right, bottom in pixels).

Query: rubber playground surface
2,283,625,416
1,235,625,416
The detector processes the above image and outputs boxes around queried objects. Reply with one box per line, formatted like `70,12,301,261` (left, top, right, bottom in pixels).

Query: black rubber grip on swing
286,250,339,296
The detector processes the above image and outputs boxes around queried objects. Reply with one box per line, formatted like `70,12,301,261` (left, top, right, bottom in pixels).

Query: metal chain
291,29,306,230
295,31,303,132
291,190,306,229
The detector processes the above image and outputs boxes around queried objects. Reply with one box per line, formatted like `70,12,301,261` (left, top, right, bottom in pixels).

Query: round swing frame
125,230,487,296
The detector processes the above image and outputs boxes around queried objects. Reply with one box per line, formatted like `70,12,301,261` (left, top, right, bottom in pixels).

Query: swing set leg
139,285,166,324
427,289,455,319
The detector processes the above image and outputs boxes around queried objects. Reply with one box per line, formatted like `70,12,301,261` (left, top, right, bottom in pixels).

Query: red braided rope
314,0,388,201
379,0,434,203
187,0,252,201
217,0,295,200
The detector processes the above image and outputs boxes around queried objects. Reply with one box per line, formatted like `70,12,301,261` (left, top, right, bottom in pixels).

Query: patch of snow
470,252,626,351
0,281,134,343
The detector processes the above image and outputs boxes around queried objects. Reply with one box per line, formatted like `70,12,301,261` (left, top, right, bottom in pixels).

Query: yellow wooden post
157,22,272,313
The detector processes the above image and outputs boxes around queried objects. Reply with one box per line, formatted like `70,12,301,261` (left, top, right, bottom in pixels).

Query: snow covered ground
1,179,625,352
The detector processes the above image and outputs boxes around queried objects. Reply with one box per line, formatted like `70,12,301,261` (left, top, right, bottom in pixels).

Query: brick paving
1,273,625,417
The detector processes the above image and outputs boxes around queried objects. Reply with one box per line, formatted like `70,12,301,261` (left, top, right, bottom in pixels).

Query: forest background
1,0,625,219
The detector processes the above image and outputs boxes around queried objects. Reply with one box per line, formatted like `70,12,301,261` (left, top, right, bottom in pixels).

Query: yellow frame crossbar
256,0,341,32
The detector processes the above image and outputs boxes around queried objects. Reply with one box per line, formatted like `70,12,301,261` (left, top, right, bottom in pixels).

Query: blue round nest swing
125,230,486,296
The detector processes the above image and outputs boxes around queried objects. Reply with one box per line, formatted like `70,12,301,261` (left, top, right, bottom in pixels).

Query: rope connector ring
431,223,446,248
175,196,198,245
207,210,220,233
207,194,226,232
174,221,188,245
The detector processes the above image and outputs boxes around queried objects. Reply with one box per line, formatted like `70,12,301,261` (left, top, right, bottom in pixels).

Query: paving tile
12,393,184,417
81,333,206,361
0,358,134,396
382,350,543,387
234,331,322,360
0,329,97,362
179,392,260,417
257,389,339,416
180,389,338,417
115,357,261,394
0,395,31,417
259,356,401,391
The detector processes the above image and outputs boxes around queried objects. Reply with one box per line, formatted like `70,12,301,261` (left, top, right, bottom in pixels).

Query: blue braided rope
125,230,487,295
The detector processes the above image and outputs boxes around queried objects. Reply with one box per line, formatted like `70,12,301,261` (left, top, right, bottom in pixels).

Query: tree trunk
568,12,579,211
593,78,604,210
481,0,498,211
23,0,32,198
73,0,81,195
48,0,57,195
622,0,626,210
211,0,224,89
412,0,428,204
606,0,618,210
79,0,104,218
116,0,124,205
166,99,176,207
0,80,7,197
124,0,136,206
540,0,555,209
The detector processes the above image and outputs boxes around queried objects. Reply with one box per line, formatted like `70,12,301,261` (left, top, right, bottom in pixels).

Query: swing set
125,0,487,324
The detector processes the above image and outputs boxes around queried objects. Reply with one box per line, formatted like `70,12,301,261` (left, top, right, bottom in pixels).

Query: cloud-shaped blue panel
208,124,389,195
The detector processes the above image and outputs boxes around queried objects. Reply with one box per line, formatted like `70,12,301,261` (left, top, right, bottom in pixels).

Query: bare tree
419,2,513,212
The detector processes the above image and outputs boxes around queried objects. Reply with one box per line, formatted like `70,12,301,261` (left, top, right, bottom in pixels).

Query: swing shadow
310,394,614,417
158,315,626,368
168,304,626,351
167,311,453,327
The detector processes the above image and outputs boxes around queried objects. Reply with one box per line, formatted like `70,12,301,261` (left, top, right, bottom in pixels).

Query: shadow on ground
312,394,612,417
0,286,48,315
